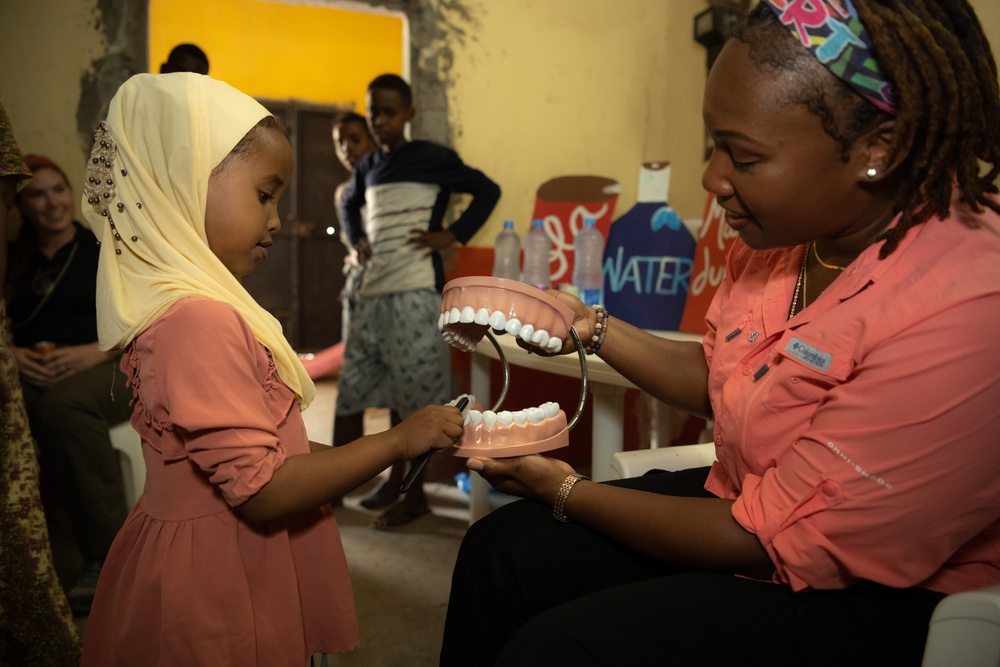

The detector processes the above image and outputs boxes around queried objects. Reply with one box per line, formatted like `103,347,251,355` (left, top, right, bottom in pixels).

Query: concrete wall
435,0,707,238
0,0,706,240
2,0,999,244
2,0,106,212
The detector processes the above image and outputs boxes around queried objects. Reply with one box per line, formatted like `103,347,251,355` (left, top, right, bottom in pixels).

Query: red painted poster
678,193,739,334
530,175,620,286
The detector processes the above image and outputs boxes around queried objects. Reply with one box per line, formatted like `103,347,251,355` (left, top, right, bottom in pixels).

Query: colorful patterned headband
764,0,897,115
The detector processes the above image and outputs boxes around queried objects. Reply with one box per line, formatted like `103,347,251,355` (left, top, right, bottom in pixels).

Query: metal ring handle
567,326,588,432
483,329,510,412
482,328,588,432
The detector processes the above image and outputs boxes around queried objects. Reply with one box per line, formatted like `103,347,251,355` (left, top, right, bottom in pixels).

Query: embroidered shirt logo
786,337,832,372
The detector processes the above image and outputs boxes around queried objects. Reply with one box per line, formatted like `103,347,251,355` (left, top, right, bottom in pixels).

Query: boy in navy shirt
336,74,500,528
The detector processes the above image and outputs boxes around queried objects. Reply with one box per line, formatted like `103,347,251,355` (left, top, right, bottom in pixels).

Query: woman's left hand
43,343,111,384
466,454,576,505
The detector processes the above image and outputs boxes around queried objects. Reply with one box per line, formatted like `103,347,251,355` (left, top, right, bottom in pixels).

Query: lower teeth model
454,394,568,458
440,277,577,457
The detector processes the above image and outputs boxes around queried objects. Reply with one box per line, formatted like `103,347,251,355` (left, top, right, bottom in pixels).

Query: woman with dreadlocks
440,1,1000,665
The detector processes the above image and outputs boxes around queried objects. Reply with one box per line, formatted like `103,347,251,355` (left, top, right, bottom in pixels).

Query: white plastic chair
109,421,144,507
922,584,1000,666
609,442,717,479
610,444,1000,667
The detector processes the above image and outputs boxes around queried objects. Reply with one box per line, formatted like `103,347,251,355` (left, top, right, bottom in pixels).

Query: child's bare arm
239,404,464,522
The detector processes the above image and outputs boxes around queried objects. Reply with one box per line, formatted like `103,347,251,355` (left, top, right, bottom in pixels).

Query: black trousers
22,357,133,558
440,468,944,667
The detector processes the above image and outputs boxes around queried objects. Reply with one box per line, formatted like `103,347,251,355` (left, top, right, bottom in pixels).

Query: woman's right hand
466,454,576,504
391,404,466,460
514,289,597,357
13,346,58,388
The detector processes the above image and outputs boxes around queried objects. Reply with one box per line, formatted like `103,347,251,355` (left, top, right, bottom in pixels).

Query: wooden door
242,101,353,351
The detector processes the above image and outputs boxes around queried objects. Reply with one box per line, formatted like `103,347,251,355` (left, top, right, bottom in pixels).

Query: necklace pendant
747,331,760,342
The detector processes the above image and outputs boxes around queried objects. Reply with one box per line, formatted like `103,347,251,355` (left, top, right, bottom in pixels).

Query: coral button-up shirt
703,204,1000,594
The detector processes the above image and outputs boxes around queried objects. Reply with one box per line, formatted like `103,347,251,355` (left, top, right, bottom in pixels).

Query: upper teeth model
439,276,574,354
440,277,577,458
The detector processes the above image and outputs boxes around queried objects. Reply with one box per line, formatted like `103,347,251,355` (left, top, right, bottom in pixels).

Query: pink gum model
454,399,569,458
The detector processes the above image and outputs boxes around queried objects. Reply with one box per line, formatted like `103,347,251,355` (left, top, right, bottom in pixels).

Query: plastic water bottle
573,217,605,307
521,218,551,290
491,220,521,281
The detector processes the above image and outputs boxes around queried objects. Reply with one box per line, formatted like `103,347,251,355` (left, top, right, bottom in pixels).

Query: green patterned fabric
0,100,31,179
0,98,81,665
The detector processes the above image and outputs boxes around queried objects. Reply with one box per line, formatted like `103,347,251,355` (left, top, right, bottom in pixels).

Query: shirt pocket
763,330,855,414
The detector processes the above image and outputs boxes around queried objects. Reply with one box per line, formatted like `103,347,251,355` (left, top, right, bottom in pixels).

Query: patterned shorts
334,289,451,418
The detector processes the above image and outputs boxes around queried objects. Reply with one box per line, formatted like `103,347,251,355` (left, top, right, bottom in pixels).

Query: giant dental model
439,277,578,457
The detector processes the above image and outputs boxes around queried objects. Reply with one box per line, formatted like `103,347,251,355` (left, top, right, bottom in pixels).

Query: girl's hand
391,404,466,460
465,454,575,504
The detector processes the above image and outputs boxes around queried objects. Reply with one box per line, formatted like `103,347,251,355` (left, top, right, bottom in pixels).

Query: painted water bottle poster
530,175,620,287
602,162,696,331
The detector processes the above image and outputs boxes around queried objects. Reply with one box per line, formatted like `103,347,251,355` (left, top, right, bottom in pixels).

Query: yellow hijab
81,73,314,408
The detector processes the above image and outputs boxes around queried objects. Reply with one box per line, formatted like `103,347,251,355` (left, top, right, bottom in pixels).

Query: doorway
241,101,352,350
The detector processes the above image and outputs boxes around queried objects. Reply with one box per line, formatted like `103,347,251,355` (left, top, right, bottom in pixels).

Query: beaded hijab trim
83,122,139,255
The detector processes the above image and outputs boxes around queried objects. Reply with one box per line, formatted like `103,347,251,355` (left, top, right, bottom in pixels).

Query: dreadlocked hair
856,0,1000,256
739,1,1000,258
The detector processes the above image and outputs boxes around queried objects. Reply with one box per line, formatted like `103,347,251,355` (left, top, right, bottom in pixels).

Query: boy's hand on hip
408,229,456,257
355,236,372,265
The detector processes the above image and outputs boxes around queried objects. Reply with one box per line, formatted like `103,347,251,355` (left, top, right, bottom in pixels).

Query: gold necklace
788,243,809,320
812,241,847,271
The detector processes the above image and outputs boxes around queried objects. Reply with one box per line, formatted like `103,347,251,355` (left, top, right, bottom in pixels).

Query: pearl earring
866,167,878,178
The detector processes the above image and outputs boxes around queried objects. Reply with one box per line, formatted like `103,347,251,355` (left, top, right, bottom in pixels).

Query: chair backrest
921,583,1000,666
108,421,144,507
609,442,717,479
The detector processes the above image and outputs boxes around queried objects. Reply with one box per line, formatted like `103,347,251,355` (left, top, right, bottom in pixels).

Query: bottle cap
532,218,543,229
584,217,596,227
503,220,514,229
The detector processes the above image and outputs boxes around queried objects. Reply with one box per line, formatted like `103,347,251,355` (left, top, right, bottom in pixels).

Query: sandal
359,483,402,510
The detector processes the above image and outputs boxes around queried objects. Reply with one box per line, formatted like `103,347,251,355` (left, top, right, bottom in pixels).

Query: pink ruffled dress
81,298,358,665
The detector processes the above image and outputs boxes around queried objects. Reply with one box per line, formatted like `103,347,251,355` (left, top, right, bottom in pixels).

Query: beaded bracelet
584,305,608,356
553,473,589,522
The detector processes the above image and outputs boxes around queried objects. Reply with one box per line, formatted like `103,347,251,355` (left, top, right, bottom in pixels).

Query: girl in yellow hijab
80,73,464,665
